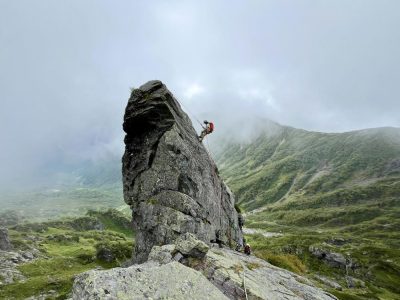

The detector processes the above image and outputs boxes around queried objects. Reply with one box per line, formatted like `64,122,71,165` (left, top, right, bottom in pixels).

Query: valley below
1,122,399,299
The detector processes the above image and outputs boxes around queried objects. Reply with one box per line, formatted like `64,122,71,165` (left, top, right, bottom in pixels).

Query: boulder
148,244,175,264
148,234,209,264
346,276,365,288
0,249,39,285
309,246,347,269
326,237,350,246
72,261,228,300
314,275,342,290
122,80,242,263
175,232,209,259
96,248,114,263
0,228,12,251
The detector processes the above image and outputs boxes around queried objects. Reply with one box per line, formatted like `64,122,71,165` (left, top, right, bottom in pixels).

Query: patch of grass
246,262,261,270
86,208,133,237
255,250,306,274
95,240,132,263
231,263,244,274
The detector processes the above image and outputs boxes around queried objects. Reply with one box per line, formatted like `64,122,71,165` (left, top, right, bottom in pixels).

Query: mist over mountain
2,1,400,194
217,121,400,214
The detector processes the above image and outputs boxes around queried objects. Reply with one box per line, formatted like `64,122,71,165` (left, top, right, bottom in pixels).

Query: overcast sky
1,0,400,186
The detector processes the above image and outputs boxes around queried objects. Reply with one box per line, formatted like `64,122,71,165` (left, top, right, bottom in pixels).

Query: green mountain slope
217,123,400,225
217,122,400,299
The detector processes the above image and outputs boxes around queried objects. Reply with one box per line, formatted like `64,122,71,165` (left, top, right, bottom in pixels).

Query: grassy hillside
217,123,400,219
0,209,133,300
217,122,400,299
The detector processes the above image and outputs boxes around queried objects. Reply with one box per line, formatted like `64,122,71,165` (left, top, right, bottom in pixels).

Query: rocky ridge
71,81,338,299
122,80,242,263
73,233,337,300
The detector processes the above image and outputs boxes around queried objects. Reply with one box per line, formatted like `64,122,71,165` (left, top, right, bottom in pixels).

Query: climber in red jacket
198,120,214,142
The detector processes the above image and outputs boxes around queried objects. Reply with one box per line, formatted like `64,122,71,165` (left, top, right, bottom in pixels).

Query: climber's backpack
208,122,214,133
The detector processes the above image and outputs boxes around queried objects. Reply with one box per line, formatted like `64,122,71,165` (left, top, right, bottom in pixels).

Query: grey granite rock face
122,80,242,263
0,228,12,251
72,261,229,300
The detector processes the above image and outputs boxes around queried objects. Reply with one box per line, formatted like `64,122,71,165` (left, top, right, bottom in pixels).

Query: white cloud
1,0,400,187
183,83,205,100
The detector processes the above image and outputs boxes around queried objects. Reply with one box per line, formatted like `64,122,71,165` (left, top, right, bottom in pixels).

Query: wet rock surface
122,80,242,263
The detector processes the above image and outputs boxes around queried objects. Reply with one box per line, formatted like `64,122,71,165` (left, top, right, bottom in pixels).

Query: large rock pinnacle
122,80,243,263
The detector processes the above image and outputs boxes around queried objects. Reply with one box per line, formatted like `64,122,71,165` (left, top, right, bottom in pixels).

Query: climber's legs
198,129,208,142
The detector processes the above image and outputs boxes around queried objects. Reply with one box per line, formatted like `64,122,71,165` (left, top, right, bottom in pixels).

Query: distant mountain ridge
216,121,400,227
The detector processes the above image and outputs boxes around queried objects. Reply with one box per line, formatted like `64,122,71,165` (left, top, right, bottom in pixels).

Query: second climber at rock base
244,243,251,256
198,120,214,142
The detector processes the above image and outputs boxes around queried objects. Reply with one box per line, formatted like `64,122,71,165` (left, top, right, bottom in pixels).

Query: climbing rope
175,98,216,157
174,97,204,128
174,97,215,160
205,135,215,159
241,262,249,300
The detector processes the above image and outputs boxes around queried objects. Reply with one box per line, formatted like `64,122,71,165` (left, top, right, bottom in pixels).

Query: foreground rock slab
148,242,338,300
199,247,338,300
72,261,228,300
122,80,242,263
73,238,338,300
